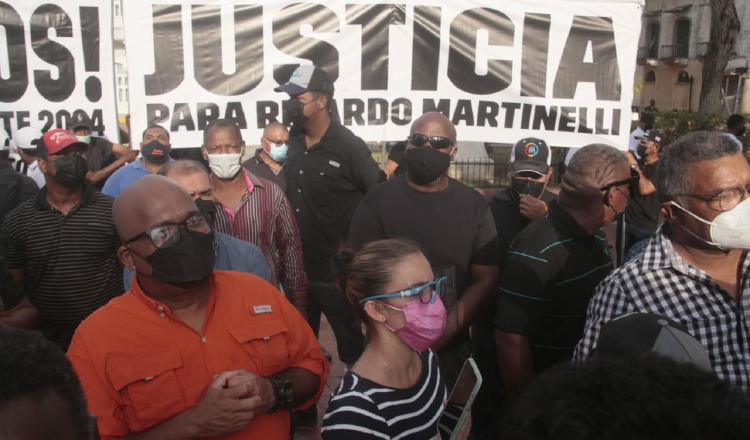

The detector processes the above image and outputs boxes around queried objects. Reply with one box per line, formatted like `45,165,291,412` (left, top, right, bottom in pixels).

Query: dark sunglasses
600,167,640,203
408,133,453,150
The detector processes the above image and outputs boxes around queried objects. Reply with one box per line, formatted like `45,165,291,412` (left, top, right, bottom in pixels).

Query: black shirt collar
35,185,97,211
548,201,593,239
292,119,347,155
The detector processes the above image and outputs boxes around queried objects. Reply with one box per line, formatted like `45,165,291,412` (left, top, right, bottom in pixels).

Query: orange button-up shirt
68,270,329,440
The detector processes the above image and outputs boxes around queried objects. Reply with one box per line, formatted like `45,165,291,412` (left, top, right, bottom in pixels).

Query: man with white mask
202,118,308,315
243,121,289,192
575,131,750,390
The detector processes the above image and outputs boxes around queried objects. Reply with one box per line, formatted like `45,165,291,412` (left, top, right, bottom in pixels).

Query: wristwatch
268,377,293,413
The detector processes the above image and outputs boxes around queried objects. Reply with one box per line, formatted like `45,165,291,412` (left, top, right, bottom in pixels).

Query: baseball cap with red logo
39,128,89,157
510,137,551,176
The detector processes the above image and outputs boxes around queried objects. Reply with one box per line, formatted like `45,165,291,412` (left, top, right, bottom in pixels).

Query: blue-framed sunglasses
358,276,447,305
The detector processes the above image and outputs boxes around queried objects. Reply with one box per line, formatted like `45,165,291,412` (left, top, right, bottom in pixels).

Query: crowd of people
1,64,750,440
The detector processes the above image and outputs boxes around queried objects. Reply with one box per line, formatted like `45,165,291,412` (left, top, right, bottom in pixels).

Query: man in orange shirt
68,175,328,439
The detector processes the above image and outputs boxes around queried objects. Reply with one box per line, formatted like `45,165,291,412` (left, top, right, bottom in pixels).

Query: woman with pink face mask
321,239,448,440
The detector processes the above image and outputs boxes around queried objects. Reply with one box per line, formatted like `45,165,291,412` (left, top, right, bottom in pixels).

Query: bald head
113,175,198,241
410,112,457,144
263,122,288,140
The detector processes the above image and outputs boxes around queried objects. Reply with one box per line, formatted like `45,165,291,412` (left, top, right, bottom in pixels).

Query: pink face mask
381,296,447,352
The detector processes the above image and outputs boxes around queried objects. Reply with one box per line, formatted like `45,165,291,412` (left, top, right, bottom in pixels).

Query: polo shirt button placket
201,336,207,344
157,305,165,318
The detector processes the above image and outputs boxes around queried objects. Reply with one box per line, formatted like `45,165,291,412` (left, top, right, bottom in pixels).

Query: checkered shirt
573,229,750,390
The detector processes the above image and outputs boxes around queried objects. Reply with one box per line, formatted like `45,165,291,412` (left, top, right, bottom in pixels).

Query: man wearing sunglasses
495,144,631,400
68,176,328,439
349,112,499,390
575,132,750,390
624,129,664,252
1,129,123,349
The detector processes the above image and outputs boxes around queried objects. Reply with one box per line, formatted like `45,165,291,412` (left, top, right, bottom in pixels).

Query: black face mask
194,198,217,227
52,154,88,188
637,143,648,158
285,99,309,128
142,139,171,164
405,147,451,185
145,229,215,286
510,177,546,200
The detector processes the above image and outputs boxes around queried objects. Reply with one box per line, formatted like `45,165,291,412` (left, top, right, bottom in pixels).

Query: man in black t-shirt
348,112,499,388
70,122,137,189
625,130,664,251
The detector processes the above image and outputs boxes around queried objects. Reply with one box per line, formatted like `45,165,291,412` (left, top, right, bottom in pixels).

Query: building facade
636,0,750,113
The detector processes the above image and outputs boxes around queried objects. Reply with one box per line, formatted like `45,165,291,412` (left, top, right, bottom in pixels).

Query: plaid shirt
573,230,750,389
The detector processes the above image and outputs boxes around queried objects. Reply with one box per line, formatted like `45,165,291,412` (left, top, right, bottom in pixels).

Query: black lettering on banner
367,98,388,125
256,101,279,128
422,99,450,116
520,103,532,129
611,109,620,135
272,3,339,85
477,101,499,127
452,100,474,126
411,6,441,91
15,111,29,129
0,112,12,134
553,16,622,101
501,102,520,127
145,5,184,95
532,106,557,131
171,103,196,132
147,103,170,125
38,110,53,131
225,102,247,129
346,4,405,90
197,102,220,130
521,13,550,97
343,99,365,125
559,106,576,132
192,4,263,96
0,2,29,102
577,107,593,133
391,98,412,126
79,6,102,102
30,4,76,102
448,8,513,95
595,108,609,135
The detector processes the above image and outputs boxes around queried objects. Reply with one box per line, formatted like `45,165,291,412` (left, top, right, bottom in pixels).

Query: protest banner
0,0,118,142
123,0,643,149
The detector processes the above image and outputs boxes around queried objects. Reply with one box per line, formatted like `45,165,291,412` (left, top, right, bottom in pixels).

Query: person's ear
117,245,136,271
661,201,677,222
201,146,209,161
449,146,458,161
38,157,48,174
363,301,388,324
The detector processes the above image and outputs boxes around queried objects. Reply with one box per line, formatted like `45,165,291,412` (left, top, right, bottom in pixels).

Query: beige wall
638,60,703,112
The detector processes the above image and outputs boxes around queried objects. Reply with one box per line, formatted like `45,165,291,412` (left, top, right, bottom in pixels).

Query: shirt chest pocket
230,319,290,375
107,351,186,429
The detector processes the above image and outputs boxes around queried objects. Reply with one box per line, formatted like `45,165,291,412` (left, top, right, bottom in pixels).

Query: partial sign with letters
0,0,118,142
123,0,643,149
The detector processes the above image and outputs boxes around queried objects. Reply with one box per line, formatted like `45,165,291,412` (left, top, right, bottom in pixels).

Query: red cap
42,128,88,156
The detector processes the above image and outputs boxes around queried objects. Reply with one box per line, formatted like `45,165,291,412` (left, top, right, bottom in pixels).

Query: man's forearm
86,157,128,185
0,298,40,329
273,367,320,409
495,330,533,400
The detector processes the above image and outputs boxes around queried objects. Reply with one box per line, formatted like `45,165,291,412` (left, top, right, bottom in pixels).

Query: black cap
636,129,665,144
274,65,334,96
69,120,93,132
510,138,551,176
594,312,712,372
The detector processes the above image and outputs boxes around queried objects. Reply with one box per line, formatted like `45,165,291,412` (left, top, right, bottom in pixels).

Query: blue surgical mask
268,142,288,163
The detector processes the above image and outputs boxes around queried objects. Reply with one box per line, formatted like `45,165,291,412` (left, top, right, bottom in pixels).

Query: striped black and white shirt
574,230,750,390
322,350,447,440
0,186,123,348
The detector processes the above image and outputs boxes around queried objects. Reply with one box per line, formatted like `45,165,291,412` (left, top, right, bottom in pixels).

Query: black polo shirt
625,160,660,232
0,160,38,225
287,120,383,281
488,188,557,266
243,149,287,192
0,186,123,348
494,202,613,372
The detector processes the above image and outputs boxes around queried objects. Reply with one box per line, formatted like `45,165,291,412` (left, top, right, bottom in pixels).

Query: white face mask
207,152,242,179
671,198,750,250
